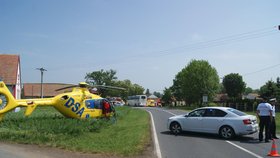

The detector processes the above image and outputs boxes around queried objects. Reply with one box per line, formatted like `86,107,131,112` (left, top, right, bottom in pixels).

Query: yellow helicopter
0,81,125,121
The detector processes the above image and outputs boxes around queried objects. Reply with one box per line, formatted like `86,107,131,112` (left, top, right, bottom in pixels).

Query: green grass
0,106,150,156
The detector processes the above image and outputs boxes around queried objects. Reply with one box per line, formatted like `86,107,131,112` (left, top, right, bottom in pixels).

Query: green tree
222,73,246,99
85,69,118,97
109,79,144,100
130,83,145,96
244,87,253,95
85,70,144,98
217,83,226,94
145,89,151,96
259,80,277,99
85,69,117,85
171,73,184,101
276,77,280,101
162,87,173,105
153,91,162,98
117,80,144,96
259,78,280,102
172,59,219,105
277,77,280,88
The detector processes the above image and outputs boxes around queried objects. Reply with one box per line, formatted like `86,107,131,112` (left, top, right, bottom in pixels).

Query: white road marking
226,141,263,158
148,111,162,158
162,109,177,116
144,107,177,116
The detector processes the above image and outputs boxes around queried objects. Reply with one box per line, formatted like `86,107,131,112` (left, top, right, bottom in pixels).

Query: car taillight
243,119,252,125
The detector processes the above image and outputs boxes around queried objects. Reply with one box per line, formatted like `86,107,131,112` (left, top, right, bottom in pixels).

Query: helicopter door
85,99,104,109
85,100,95,109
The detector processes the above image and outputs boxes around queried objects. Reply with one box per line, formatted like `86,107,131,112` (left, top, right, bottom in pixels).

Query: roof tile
23,83,75,97
0,54,20,84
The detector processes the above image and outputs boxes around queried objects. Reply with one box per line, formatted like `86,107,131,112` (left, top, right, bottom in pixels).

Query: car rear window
227,109,246,116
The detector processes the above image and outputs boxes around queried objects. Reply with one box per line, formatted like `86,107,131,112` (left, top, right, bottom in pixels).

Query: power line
88,25,280,69
127,26,279,58
243,63,280,76
156,31,277,57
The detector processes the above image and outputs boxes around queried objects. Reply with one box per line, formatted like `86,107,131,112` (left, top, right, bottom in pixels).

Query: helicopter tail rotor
0,82,19,120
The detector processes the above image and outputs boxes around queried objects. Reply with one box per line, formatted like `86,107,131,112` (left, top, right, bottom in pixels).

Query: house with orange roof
23,83,74,98
0,54,22,99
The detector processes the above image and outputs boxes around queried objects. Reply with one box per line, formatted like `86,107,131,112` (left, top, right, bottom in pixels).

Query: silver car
167,107,259,139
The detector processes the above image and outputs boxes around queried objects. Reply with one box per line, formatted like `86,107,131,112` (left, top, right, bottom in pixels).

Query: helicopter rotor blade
92,85,126,91
55,85,77,91
55,82,125,91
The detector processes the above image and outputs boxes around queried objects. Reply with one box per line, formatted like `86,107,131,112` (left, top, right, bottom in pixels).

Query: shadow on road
231,135,261,144
160,130,258,143
161,130,223,140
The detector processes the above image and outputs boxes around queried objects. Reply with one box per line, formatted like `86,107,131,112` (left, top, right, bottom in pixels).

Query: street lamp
36,67,47,98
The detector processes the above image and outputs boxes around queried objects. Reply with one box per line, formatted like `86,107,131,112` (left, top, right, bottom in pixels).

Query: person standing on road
270,98,279,139
257,98,273,143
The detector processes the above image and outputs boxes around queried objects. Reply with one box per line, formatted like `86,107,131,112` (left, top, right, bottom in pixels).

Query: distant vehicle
167,107,258,139
147,99,156,107
127,95,147,107
108,97,125,106
114,101,124,106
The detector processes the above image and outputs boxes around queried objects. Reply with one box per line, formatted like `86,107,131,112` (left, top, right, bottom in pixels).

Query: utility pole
36,67,47,98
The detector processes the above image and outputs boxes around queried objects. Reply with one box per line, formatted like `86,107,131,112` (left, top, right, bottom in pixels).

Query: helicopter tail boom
0,81,54,120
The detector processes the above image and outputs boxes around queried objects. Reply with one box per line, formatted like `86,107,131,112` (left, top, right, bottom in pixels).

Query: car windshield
227,108,246,116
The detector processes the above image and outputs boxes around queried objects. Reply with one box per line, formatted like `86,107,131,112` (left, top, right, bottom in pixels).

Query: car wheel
219,126,235,139
170,122,182,135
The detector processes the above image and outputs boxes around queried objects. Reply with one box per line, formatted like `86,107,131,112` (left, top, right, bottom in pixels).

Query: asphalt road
144,107,278,158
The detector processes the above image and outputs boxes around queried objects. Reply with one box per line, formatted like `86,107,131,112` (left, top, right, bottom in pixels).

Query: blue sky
0,0,279,92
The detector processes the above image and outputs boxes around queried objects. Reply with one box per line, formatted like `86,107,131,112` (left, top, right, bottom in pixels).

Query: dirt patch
0,141,156,158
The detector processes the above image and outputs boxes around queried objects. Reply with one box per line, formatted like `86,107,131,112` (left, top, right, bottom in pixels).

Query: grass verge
0,106,150,156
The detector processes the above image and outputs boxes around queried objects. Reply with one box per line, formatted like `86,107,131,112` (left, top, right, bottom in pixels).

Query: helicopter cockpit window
95,99,103,109
86,99,112,109
85,99,95,109
85,99,103,109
